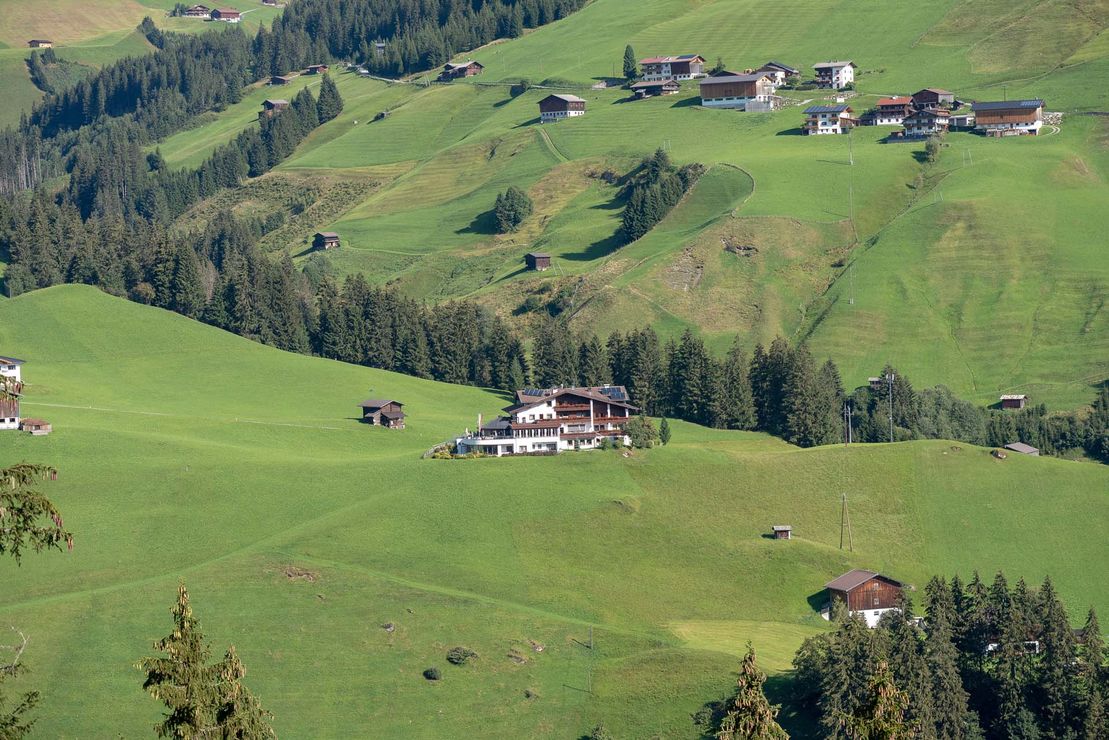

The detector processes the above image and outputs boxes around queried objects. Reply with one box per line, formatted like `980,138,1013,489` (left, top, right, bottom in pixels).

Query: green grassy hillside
0,285,1105,737
136,0,1109,409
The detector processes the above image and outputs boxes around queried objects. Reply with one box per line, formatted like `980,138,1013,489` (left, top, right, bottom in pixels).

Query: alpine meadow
0,0,1107,736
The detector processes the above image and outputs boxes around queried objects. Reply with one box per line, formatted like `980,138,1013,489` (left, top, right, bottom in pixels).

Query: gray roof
480,417,512,430
379,409,405,420
972,99,1043,111
813,60,856,69
804,104,850,114
825,569,904,592
526,252,551,258
760,61,799,73
701,73,770,84
772,525,792,531
1004,442,1039,454
542,94,585,103
359,399,403,409
631,79,679,88
0,356,26,365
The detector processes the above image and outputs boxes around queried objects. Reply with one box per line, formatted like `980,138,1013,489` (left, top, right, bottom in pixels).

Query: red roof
877,96,911,106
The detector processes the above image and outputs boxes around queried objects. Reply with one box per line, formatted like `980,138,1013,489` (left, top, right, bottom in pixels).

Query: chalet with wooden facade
259,99,288,119
912,88,955,110
803,104,854,135
27,40,54,49
210,8,242,22
812,60,856,89
359,399,406,428
539,94,585,122
631,79,681,98
972,99,1044,136
699,73,774,109
313,232,340,250
825,569,906,627
455,386,637,456
639,54,706,81
755,61,800,87
869,96,913,125
902,108,950,138
439,60,483,80
270,75,295,85
305,64,329,74
0,356,24,432
524,252,551,271
182,4,211,16
1000,394,1027,410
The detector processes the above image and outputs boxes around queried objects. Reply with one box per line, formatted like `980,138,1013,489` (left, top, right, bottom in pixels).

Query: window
873,597,880,606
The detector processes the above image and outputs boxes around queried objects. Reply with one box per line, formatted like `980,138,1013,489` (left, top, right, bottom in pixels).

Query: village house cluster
0,356,51,436
455,385,636,455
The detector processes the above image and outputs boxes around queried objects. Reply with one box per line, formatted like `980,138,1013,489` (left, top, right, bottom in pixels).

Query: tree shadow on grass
561,232,624,262
670,95,701,108
775,127,806,136
514,116,542,128
806,590,829,615
456,209,498,235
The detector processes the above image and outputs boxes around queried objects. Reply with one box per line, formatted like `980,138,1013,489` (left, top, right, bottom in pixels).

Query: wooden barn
630,79,681,98
0,398,20,431
28,39,54,48
698,73,774,109
359,399,406,428
771,525,792,540
538,94,586,122
270,75,295,85
19,418,51,436
524,253,551,271
182,4,211,16
972,99,1044,136
825,569,905,627
259,99,288,119
439,60,484,80
313,232,340,250
912,88,955,109
305,64,329,74
210,8,242,22
1000,394,1027,410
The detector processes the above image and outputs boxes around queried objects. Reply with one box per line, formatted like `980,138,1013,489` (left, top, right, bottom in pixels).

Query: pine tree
716,337,756,429
138,583,219,738
659,417,671,445
315,73,343,123
1037,577,1077,737
622,44,637,79
213,646,276,739
822,612,880,738
493,186,533,232
840,660,913,740
578,336,609,386
1082,684,1105,740
0,464,71,563
882,607,935,738
716,644,788,740
925,583,974,740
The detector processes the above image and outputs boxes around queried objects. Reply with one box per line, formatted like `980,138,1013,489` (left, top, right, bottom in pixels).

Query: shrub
627,415,658,448
446,647,478,665
423,667,441,680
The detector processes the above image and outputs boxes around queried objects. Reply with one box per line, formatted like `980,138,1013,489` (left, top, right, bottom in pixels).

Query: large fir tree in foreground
717,644,788,739
139,584,274,739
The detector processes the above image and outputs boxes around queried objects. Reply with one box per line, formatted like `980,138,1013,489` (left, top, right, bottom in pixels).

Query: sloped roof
825,569,904,591
877,96,912,106
1004,442,1039,454
541,94,585,103
999,394,1027,400
525,252,551,258
760,61,799,74
0,356,25,365
445,60,482,69
813,60,856,69
639,54,704,64
804,104,851,114
701,73,770,85
915,87,953,96
972,99,1043,111
359,399,403,408
631,79,680,89
506,386,637,414
316,231,339,238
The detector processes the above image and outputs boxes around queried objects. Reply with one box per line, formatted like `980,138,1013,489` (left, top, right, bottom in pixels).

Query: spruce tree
0,464,71,563
622,45,638,79
840,660,912,740
1037,577,1077,737
578,336,609,386
882,606,935,737
717,338,756,430
659,417,671,445
315,73,343,123
716,644,788,740
1082,684,1105,740
139,583,219,738
925,586,974,740
213,647,276,739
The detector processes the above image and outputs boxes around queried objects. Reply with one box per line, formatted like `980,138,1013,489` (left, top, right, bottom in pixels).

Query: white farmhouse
812,60,856,89
0,355,24,431
803,104,855,135
456,386,636,455
824,569,906,628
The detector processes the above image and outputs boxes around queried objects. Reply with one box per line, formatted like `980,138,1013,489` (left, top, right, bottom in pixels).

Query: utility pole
839,492,854,551
886,372,896,442
848,127,854,165
843,400,852,445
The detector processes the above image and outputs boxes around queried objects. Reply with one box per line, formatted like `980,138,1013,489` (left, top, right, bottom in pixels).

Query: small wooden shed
999,394,1027,410
524,253,551,271
359,399,405,428
314,232,340,250
19,418,52,436
771,525,792,540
